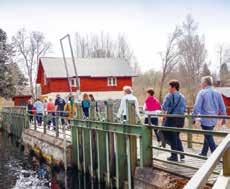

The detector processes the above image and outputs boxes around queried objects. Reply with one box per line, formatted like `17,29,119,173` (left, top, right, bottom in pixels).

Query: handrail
184,134,230,189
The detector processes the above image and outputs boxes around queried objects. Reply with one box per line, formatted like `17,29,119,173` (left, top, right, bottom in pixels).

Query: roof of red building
39,57,137,78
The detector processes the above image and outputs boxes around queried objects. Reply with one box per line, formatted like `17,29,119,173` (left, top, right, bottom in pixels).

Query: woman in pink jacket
144,88,161,142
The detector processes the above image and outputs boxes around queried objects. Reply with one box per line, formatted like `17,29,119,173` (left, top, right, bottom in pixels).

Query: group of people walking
28,75,227,162
117,76,226,161
27,93,97,130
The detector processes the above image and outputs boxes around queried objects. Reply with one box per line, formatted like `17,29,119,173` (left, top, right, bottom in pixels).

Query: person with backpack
144,88,161,143
64,95,77,125
162,80,186,162
82,93,90,118
55,94,66,125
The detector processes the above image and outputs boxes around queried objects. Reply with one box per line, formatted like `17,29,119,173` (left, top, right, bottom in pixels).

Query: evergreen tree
0,28,26,98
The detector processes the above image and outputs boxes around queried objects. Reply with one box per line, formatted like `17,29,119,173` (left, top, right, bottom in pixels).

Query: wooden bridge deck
151,140,221,185
30,125,222,184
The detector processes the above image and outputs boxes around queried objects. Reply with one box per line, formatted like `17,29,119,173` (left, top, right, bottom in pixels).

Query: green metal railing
1,106,28,139
1,102,230,188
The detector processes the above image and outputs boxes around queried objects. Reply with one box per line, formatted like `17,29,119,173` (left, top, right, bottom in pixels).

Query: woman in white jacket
117,86,140,121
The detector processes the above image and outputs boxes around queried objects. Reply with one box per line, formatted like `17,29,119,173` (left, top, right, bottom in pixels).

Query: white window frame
70,78,80,87
107,77,117,86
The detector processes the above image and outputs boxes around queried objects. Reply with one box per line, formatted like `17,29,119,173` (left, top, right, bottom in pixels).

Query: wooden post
89,102,96,177
115,131,127,188
127,101,137,176
43,114,47,134
223,148,230,176
140,125,152,167
106,101,114,186
71,120,78,167
187,108,193,148
94,101,107,181
34,113,37,131
56,114,59,138
76,103,83,172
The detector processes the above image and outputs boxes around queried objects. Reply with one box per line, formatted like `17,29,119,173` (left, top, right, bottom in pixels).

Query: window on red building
70,78,80,87
107,77,117,86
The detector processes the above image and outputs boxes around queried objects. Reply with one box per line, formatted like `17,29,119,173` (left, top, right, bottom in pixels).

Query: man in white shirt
117,86,141,121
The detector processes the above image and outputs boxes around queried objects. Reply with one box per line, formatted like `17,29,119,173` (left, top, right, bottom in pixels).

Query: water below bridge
0,131,106,189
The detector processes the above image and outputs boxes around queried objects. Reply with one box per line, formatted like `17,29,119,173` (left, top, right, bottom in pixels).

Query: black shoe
198,153,207,157
167,156,178,162
180,155,185,161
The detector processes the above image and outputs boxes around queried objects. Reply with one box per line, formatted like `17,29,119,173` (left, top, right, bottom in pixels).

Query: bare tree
178,15,207,104
74,32,134,64
219,46,230,86
158,27,182,102
12,28,51,97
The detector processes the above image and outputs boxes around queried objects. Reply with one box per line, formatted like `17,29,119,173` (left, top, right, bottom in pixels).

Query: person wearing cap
117,86,140,121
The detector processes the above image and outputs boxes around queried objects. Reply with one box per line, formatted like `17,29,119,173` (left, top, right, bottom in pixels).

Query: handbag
164,94,185,128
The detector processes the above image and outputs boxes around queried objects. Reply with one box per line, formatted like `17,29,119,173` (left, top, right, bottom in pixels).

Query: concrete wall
22,129,72,166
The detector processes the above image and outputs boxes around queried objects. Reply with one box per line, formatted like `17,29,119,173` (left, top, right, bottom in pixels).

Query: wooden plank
96,129,107,181
223,148,230,176
115,132,127,188
140,125,152,167
71,125,78,166
76,103,83,172
106,101,114,187
127,101,137,177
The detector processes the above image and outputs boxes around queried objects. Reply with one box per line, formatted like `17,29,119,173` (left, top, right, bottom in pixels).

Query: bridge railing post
43,114,47,134
89,102,96,177
187,107,193,148
55,113,59,138
223,147,230,176
105,101,114,187
76,102,83,171
126,100,137,188
34,113,37,131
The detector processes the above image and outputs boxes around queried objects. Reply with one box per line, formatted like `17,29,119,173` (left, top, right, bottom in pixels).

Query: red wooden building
12,95,32,106
216,87,230,115
36,57,136,100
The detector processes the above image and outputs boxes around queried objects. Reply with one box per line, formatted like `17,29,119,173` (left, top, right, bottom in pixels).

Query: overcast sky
1,0,230,72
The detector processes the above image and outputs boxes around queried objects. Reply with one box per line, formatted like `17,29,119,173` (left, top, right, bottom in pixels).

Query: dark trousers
47,112,56,127
56,112,65,125
83,108,89,118
28,112,33,123
201,125,216,155
167,132,184,160
36,113,43,126
144,117,160,142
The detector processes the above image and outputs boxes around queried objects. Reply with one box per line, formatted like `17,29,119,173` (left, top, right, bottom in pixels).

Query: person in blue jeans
55,94,66,125
193,76,226,156
82,93,90,118
162,80,186,162
33,98,44,126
